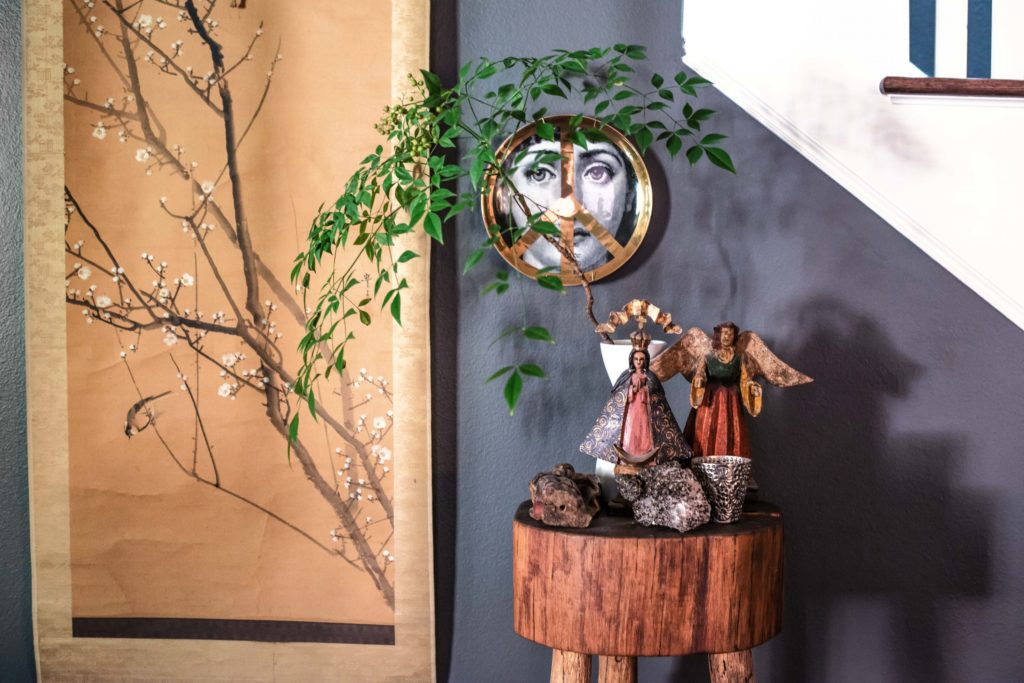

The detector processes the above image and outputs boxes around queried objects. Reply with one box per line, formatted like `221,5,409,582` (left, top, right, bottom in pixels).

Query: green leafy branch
290,44,733,435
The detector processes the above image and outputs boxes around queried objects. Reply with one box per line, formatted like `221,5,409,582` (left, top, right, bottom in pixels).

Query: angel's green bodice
705,352,741,385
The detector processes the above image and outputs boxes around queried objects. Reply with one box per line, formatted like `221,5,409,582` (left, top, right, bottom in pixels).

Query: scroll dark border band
72,617,395,645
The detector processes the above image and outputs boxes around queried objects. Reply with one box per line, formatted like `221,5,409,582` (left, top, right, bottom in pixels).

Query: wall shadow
764,298,991,683
606,151,672,283
660,297,993,682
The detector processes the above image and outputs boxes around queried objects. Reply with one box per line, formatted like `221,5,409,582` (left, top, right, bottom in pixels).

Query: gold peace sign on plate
481,116,652,286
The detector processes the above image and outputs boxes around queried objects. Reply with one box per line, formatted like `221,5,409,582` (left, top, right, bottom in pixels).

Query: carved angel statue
650,322,813,459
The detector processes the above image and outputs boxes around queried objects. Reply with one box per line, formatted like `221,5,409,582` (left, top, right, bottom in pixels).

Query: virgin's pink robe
620,375,654,456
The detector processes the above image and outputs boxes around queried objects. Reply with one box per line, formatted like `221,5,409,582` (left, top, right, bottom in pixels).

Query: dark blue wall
432,1,1024,681
0,0,35,680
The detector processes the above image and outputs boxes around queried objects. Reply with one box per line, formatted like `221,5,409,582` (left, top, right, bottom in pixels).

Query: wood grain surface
598,654,638,683
550,649,591,683
880,76,1024,98
513,501,783,657
709,650,755,682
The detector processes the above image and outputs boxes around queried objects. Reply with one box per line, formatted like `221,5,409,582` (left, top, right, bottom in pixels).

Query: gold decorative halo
481,115,652,286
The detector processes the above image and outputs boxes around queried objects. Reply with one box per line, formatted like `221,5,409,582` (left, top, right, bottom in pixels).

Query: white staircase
682,0,1024,329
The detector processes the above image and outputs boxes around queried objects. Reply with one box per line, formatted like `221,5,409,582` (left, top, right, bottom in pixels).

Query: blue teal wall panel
910,0,936,76
967,0,993,77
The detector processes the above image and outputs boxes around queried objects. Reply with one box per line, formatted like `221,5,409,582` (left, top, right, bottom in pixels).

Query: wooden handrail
880,77,1024,98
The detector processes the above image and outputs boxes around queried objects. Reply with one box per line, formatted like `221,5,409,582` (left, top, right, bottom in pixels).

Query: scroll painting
26,0,433,679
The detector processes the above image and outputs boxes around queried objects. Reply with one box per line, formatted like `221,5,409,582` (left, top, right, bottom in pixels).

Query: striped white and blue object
910,0,1024,78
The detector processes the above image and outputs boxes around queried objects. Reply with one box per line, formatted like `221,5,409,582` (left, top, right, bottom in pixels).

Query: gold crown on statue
630,330,652,352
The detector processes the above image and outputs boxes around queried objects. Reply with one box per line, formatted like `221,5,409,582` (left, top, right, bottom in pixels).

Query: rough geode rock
529,463,602,528
616,461,711,533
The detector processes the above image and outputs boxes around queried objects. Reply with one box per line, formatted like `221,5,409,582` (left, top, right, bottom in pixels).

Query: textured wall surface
0,0,35,679
433,1,1024,681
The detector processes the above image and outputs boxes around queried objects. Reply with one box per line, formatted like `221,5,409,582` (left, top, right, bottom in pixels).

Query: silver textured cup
691,456,752,523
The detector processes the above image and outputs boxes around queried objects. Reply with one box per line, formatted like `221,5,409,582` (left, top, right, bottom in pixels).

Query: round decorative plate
481,115,652,286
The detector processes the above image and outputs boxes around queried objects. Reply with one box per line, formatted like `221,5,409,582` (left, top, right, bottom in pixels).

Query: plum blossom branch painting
26,0,433,677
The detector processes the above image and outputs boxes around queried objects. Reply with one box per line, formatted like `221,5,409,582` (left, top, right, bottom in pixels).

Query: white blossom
200,180,215,195
373,416,387,430
77,266,92,280
217,383,233,398
136,14,153,29
135,148,150,162
163,332,178,346
180,272,194,286
92,123,106,140
94,295,112,308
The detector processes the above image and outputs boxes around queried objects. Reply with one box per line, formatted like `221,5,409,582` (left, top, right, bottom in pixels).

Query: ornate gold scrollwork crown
595,298,683,351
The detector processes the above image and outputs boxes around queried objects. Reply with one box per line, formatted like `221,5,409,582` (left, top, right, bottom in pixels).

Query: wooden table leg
550,649,591,683
709,650,755,683
598,654,637,683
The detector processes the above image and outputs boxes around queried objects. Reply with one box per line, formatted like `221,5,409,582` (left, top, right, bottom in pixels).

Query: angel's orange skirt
684,382,751,458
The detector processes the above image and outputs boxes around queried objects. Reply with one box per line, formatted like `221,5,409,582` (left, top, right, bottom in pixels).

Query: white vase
594,339,669,502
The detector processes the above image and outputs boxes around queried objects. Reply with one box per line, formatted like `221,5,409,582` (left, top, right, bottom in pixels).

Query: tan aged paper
27,0,433,679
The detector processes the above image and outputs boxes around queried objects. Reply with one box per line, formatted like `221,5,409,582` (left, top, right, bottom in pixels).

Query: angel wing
736,331,813,387
650,327,712,382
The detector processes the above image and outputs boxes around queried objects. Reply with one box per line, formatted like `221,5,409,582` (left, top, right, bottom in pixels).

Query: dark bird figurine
124,391,172,438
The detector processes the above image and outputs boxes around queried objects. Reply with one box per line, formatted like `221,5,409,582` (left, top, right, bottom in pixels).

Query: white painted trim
887,94,1024,107
682,49,1024,331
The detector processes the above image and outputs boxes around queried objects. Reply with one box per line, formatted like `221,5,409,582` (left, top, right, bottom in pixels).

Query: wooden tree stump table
512,500,784,683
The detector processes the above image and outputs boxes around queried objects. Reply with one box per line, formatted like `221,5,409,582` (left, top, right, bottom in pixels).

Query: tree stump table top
512,500,784,658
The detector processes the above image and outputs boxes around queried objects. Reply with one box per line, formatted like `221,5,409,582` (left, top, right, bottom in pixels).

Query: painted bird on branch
124,391,172,438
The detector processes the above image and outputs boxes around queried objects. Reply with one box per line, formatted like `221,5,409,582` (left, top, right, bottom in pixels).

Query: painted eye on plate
582,164,613,184
524,166,556,183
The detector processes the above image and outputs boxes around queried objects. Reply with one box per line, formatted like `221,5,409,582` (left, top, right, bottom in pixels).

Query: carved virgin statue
580,302,692,472
650,322,813,458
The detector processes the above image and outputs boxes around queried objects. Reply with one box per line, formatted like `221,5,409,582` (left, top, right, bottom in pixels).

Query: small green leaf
424,213,444,242
390,291,402,325
359,309,372,325
704,146,736,173
420,69,442,95
700,133,727,144
685,145,703,165
519,363,546,378
397,249,419,263
486,365,515,383
504,370,523,415
535,121,556,141
409,193,428,227
523,326,555,343
634,126,653,154
667,134,683,157
463,246,488,274
469,155,486,190
307,387,317,419
650,73,664,88
536,274,565,292
531,220,560,236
